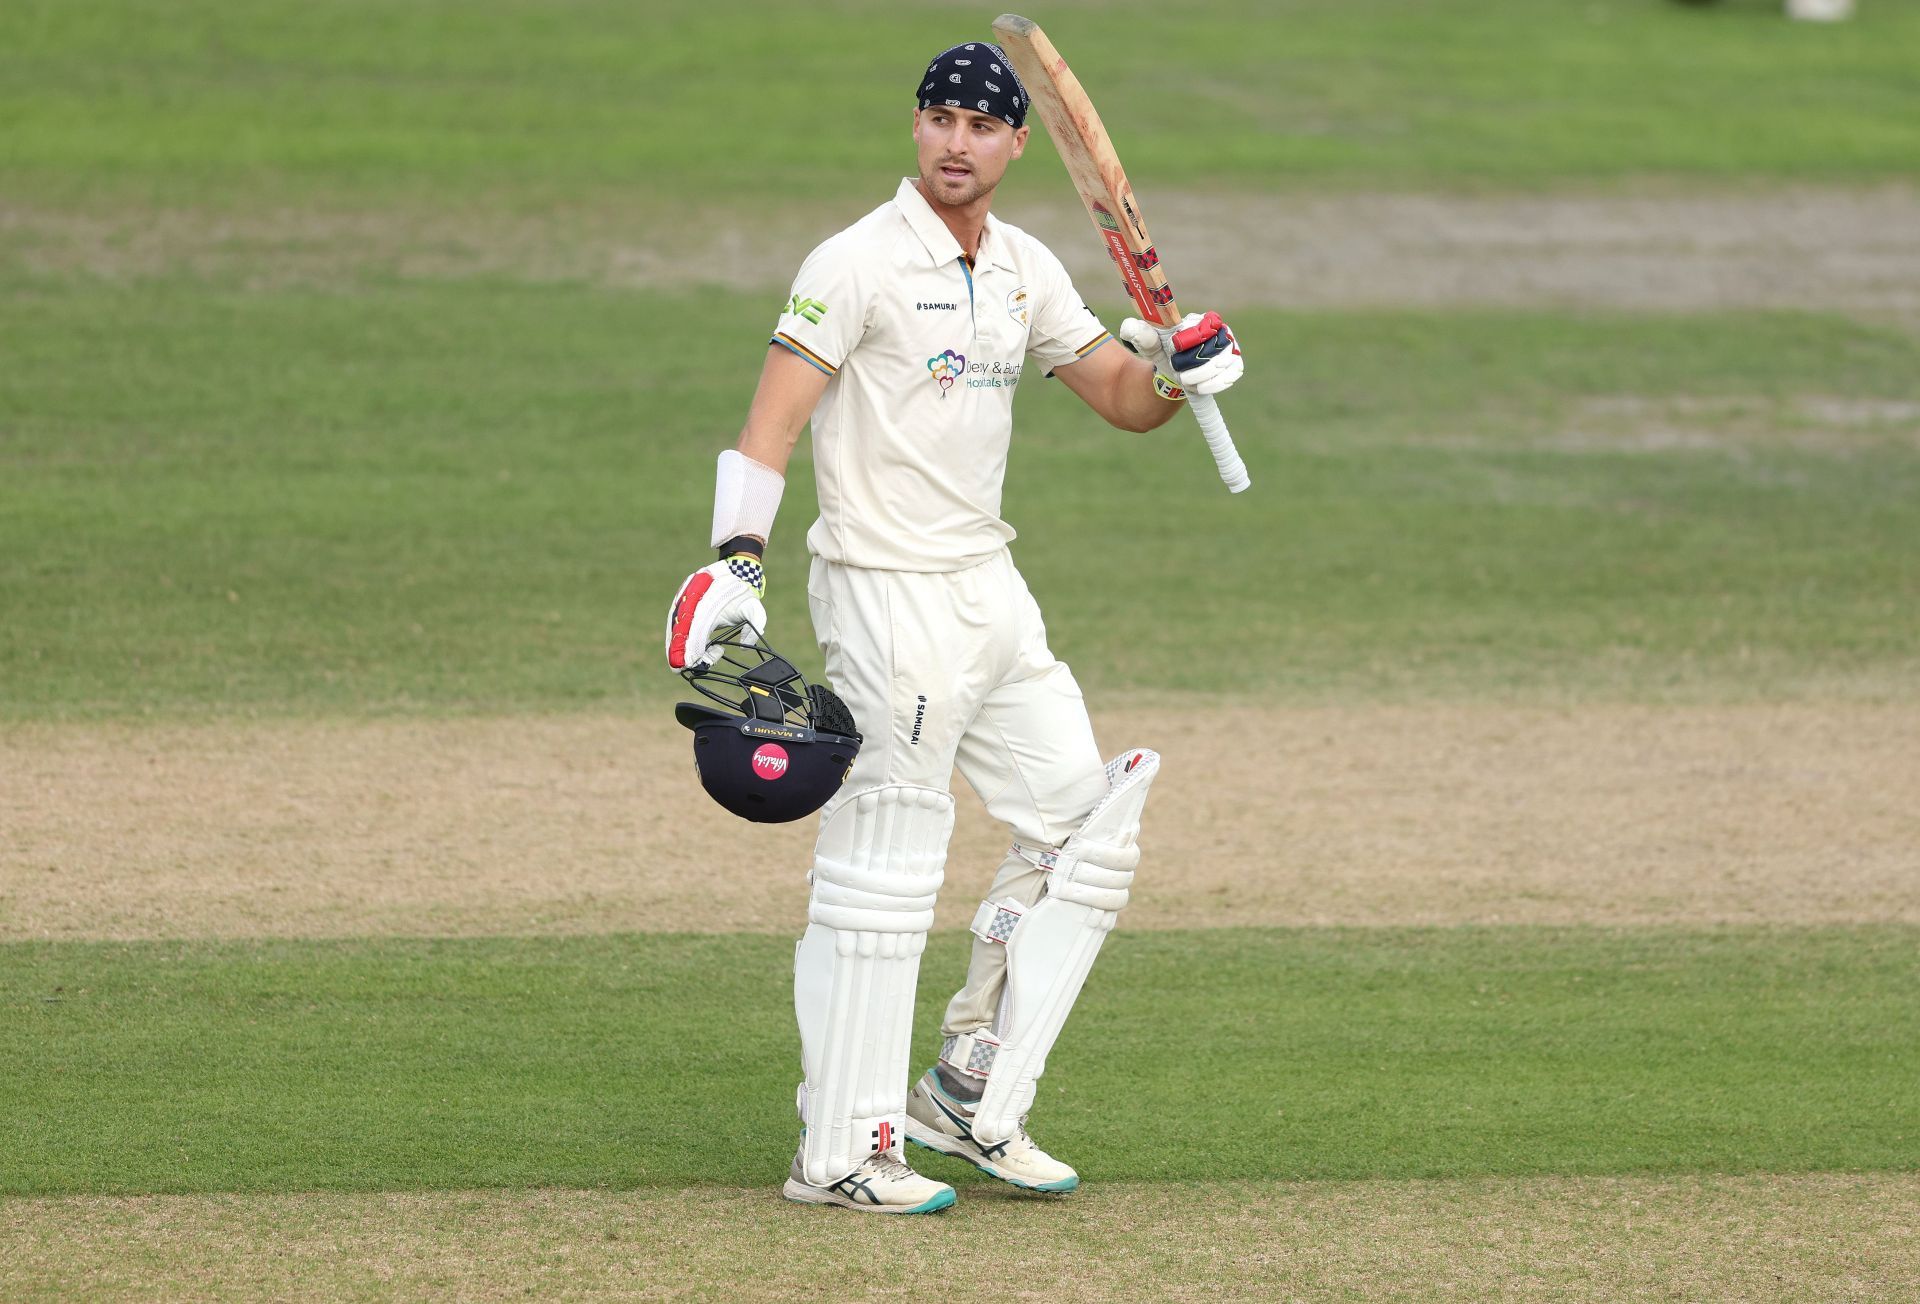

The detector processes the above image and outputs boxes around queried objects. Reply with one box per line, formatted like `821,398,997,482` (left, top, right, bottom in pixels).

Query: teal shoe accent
923,1070,977,1110
905,1186,958,1214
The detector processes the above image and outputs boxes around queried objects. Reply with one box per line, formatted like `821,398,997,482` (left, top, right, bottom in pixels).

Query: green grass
4,281,1917,716
4,927,1916,1195
3,0,1918,209
5,0,1917,718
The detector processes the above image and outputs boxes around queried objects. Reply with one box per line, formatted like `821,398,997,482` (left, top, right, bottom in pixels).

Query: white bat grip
1188,392,1250,493
1158,325,1250,492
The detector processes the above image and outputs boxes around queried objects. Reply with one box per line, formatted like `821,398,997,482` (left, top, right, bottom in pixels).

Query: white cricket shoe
905,1069,1080,1194
781,1147,957,1214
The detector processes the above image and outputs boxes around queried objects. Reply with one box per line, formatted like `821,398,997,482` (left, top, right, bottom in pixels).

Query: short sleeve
770,237,867,376
1024,244,1112,373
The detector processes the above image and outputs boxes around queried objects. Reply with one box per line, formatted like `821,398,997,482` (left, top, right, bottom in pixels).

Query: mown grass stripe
5,285,1920,717
4,928,1914,1195
4,1175,1917,1303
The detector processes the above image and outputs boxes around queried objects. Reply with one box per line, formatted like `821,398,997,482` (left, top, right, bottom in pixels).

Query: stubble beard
923,164,995,211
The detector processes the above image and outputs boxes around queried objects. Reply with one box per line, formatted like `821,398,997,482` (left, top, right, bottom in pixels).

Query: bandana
916,42,1028,129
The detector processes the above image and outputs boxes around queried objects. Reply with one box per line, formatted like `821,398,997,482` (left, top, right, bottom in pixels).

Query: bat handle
1188,391,1251,493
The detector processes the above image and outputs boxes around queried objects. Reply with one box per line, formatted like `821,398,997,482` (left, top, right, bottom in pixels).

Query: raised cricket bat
993,13,1251,493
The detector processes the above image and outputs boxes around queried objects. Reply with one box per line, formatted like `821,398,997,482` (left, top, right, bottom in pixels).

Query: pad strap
969,897,1026,946
939,1030,1001,1080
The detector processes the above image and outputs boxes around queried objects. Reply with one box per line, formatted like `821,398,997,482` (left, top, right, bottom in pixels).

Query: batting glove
1166,311,1242,396
1121,313,1242,398
1118,317,1171,366
666,553,767,672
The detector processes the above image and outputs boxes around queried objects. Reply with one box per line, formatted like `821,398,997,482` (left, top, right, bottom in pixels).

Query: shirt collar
893,177,1015,273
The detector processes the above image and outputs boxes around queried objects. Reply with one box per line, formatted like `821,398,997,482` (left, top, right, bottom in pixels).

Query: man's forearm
1110,353,1182,433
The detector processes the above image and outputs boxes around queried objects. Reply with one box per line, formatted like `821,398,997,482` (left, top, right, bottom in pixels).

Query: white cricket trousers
806,548,1110,1037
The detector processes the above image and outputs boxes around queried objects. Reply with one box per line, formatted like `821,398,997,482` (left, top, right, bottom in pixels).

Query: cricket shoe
905,1069,1080,1194
781,1147,957,1215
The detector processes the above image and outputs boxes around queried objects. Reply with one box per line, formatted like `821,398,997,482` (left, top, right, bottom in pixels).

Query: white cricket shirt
771,178,1111,573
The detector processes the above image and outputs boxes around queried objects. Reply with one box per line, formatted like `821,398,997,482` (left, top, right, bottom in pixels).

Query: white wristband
709,449,785,549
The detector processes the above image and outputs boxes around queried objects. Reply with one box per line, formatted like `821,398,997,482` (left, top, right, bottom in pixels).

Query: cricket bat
992,13,1251,493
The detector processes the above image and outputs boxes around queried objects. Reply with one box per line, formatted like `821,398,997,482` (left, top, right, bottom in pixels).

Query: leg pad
970,749,1158,1146
794,784,954,1186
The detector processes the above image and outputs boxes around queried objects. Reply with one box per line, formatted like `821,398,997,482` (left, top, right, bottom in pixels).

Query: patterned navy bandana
916,42,1028,129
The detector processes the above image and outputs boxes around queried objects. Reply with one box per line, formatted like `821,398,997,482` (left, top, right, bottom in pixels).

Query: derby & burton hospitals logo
927,349,967,398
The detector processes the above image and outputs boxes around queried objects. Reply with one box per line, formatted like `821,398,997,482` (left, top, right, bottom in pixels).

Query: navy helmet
675,625,861,823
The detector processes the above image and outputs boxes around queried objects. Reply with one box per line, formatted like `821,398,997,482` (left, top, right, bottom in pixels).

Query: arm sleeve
1024,245,1112,373
769,236,869,376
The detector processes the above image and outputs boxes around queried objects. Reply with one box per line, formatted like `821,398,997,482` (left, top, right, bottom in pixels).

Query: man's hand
1120,311,1243,397
666,554,767,672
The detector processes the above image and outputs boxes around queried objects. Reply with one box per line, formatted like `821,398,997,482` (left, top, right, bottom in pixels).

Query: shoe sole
905,1118,1080,1195
780,1178,956,1214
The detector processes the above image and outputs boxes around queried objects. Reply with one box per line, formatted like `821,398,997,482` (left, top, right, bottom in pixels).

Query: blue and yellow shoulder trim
770,332,838,375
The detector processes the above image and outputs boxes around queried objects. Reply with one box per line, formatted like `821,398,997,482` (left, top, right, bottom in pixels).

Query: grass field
4,0,1918,1298
4,288,1918,715
6,0,1920,207
10,929,1913,1194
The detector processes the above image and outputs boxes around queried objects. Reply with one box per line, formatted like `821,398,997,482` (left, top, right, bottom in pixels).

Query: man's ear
1011,123,1030,161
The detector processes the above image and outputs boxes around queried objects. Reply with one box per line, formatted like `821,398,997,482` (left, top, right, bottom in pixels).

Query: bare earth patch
1540,395,1920,456
7,186,1920,315
3,705,1914,941
4,1173,1913,1302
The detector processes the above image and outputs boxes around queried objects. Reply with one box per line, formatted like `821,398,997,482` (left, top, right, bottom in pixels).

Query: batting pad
794,784,955,1186
970,748,1159,1147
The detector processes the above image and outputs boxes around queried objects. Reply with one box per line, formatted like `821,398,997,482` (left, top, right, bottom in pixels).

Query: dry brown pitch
5,704,1916,942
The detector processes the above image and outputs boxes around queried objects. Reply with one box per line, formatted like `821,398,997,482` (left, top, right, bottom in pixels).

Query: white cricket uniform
772,178,1115,1036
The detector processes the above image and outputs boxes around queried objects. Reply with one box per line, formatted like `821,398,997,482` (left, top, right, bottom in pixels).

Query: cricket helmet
674,624,862,824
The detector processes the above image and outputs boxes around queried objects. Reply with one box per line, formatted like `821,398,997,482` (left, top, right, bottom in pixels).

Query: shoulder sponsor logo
916,301,958,311
786,295,828,324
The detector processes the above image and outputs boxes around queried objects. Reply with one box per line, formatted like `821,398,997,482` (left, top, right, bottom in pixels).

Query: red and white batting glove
1166,311,1242,396
1120,312,1243,398
665,553,767,672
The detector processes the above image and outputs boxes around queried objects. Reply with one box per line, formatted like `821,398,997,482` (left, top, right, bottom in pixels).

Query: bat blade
993,14,1250,493
992,14,1175,327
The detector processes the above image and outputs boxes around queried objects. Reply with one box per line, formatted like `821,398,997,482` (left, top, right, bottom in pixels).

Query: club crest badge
1006,285,1030,327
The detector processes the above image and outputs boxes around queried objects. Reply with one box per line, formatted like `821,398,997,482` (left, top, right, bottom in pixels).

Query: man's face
913,106,1028,208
